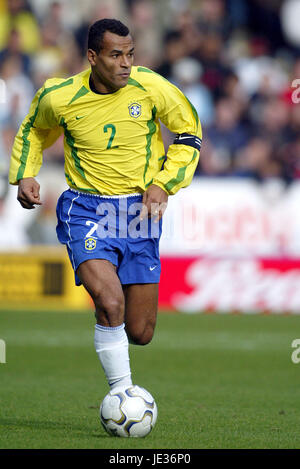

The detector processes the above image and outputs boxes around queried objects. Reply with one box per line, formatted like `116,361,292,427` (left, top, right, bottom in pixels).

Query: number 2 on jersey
103,124,118,149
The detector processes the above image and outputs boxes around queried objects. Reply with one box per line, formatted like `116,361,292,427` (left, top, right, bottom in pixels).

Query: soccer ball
100,385,157,437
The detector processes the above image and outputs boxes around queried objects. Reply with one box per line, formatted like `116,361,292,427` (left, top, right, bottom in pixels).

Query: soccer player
9,19,202,391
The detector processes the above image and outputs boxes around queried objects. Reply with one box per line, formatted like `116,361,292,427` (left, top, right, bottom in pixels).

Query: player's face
88,32,134,93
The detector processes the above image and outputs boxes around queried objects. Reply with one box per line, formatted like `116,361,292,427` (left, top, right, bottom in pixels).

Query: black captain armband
173,133,202,151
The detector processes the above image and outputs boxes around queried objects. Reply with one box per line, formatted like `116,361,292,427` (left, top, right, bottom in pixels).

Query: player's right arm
9,81,62,209
17,177,42,209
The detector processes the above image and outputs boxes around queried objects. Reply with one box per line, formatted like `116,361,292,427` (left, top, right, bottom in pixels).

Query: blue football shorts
56,189,162,286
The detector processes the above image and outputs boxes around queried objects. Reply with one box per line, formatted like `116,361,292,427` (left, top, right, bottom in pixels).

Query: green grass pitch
0,309,300,449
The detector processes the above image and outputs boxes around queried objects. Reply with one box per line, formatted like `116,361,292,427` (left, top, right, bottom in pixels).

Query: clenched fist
17,177,42,209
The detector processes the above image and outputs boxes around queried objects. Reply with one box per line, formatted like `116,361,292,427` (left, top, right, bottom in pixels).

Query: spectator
0,120,17,178
171,57,215,127
128,0,161,68
251,97,291,149
0,54,34,127
155,30,186,80
197,0,231,39
0,28,31,76
197,137,232,176
0,0,41,54
193,30,232,99
172,9,203,58
205,97,250,170
26,190,60,244
74,0,126,57
233,136,284,181
277,136,300,182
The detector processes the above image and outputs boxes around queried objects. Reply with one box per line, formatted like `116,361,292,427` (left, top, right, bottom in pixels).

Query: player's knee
93,294,124,325
127,324,155,346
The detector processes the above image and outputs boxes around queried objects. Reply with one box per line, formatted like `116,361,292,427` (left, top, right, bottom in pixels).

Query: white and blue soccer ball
100,385,157,437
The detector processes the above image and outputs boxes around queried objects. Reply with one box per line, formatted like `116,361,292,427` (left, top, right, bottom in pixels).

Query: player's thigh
76,259,125,326
123,283,159,344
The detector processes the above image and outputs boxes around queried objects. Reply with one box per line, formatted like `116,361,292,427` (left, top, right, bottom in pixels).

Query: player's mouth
119,72,130,78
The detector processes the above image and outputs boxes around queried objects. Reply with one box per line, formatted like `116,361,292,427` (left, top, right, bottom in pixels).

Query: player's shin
94,323,132,390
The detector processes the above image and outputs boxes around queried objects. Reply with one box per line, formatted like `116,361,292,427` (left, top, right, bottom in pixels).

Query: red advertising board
159,256,300,314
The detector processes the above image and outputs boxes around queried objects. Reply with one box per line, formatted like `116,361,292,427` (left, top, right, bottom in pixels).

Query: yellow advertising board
0,248,91,310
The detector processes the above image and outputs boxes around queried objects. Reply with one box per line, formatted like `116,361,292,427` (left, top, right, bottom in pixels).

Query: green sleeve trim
145,178,153,188
143,106,157,184
137,66,199,128
137,66,168,82
67,86,89,105
145,155,165,188
60,117,86,181
164,150,198,193
127,77,147,92
16,78,73,181
137,66,152,73
183,95,199,128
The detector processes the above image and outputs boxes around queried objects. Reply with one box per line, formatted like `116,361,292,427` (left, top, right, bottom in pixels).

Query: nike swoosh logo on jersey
149,266,157,271
76,116,85,120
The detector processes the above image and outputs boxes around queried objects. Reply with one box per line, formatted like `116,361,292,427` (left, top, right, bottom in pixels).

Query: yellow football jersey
9,66,202,195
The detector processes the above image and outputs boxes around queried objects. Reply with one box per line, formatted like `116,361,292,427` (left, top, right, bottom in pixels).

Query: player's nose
120,55,131,68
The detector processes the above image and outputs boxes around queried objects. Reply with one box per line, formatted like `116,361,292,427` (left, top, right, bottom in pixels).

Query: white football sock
94,323,132,390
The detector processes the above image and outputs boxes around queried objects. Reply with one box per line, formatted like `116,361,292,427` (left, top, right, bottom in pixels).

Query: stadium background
0,0,300,313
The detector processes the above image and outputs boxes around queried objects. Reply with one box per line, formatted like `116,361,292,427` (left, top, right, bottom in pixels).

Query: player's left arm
151,75,202,196
141,76,201,221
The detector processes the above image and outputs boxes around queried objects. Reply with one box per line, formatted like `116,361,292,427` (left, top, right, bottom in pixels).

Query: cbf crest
128,102,142,118
85,237,97,251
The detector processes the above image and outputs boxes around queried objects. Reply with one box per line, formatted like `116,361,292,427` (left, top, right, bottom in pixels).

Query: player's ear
87,49,97,66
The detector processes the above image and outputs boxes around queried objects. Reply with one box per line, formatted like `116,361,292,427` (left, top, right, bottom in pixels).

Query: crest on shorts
85,237,97,251
128,102,141,118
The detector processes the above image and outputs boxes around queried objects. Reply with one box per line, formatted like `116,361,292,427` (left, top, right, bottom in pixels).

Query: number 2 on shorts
85,220,98,237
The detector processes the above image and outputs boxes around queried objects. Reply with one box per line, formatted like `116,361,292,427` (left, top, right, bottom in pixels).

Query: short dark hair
88,19,130,54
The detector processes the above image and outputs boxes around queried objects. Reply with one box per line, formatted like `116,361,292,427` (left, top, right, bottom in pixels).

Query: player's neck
89,72,119,95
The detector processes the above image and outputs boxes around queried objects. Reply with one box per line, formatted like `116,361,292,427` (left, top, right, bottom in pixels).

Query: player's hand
17,177,42,209
140,184,168,223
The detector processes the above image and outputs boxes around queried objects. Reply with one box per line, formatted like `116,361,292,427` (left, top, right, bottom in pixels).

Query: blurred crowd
0,0,300,245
